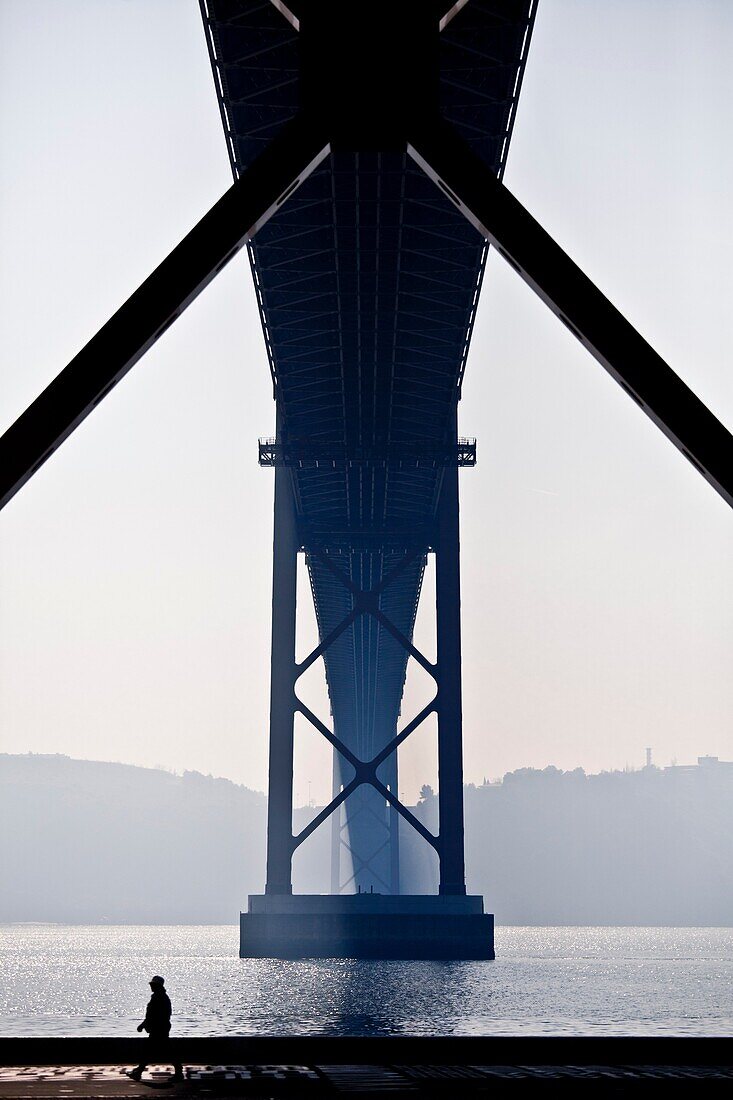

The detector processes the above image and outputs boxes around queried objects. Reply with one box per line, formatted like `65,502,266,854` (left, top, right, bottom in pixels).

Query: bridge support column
329,751,341,894
264,414,298,896
386,752,401,896
435,407,467,896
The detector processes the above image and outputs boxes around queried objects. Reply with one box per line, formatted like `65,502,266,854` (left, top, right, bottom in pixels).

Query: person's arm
137,998,153,1032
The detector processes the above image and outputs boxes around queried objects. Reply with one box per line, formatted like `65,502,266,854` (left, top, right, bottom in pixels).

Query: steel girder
408,119,733,509
0,116,330,512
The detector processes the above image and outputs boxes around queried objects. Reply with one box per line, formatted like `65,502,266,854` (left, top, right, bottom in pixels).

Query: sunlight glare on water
1,924,732,1036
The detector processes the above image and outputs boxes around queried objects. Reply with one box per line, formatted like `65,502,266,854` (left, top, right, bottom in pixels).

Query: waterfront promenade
0,1038,731,1095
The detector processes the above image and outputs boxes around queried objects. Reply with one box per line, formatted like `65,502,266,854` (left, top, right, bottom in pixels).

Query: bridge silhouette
1,0,731,959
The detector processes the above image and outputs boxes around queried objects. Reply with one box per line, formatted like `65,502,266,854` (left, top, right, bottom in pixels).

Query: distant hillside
402,763,733,925
3,754,733,924
0,754,327,923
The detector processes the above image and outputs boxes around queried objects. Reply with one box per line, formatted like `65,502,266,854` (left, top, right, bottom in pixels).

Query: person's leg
131,1033,163,1078
130,1036,152,1078
149,1033,182,1080
127,1052,147,1080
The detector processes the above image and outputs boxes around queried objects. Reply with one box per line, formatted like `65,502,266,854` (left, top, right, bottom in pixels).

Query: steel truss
2,0,732,904
265,410,465,895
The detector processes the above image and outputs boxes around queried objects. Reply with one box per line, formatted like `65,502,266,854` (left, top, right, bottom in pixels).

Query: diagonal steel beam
370,698,438,772
295,607,360,676
369,777,440,853
292,776,358,851
0,114,329,512
266,0,300,31
369,547,426,597
339,843,391,895
438,0,470,33
307,547,362,597
295,698,362,772
371,608,437,679
409,118,733,511
307,543,427,599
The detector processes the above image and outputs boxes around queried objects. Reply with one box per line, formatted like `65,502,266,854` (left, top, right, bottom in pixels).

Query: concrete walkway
2,1061,733,1096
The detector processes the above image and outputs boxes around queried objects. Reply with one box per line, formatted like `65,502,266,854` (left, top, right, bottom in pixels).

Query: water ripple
1,925,732,1037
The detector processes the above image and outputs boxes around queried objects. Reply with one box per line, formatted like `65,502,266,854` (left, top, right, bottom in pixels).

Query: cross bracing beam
270,509,465,891
408,118,733,511
0,115,329,513
338,831,392,894
263,495,444,888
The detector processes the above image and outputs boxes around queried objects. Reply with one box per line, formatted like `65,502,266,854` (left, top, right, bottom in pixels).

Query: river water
1,925,731,1037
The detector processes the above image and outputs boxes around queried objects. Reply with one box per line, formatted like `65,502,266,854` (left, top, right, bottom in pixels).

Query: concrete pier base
239,894,494,959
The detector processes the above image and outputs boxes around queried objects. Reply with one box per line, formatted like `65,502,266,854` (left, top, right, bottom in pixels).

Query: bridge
1,0,732,959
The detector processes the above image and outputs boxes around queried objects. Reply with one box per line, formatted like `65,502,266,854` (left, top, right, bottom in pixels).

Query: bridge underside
201,1,536,943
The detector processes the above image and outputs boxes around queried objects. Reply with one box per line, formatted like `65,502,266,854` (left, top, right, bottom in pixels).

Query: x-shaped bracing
290,543,440,856
338,817,392,894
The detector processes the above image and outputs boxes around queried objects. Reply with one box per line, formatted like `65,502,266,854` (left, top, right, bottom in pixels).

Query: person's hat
150,975,165,986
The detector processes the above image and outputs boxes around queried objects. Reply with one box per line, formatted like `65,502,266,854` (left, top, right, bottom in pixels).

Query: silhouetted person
126,976,183,1082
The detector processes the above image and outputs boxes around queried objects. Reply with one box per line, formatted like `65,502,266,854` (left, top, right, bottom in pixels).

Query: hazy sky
1,0,731,806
